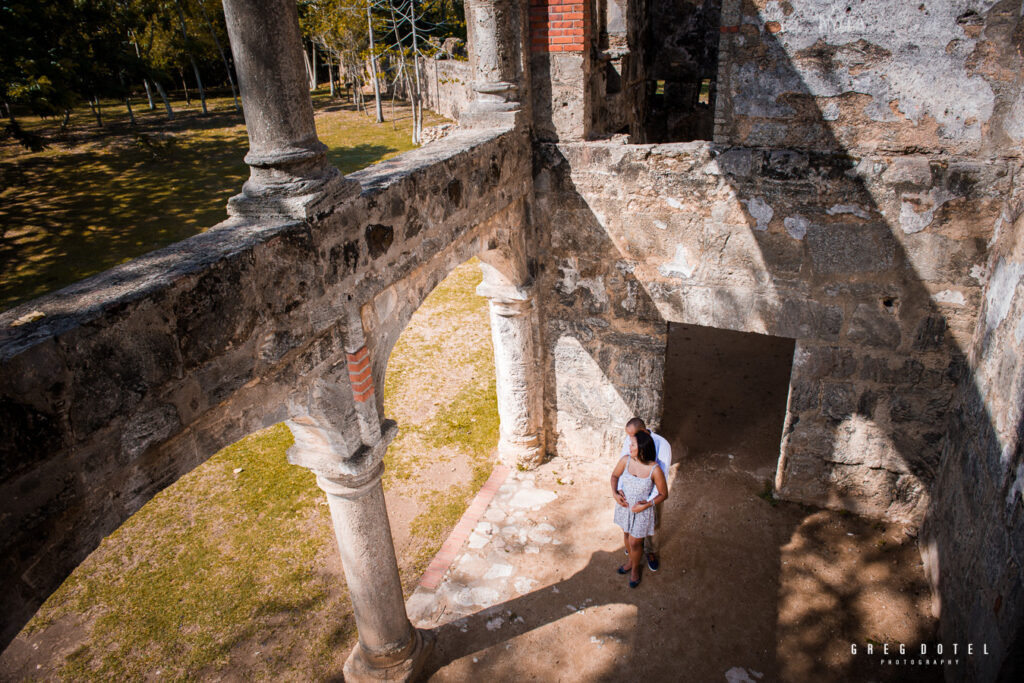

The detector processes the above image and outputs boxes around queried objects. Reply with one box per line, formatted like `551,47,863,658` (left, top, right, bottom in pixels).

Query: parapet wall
533,138,1016,522
0,127,531,648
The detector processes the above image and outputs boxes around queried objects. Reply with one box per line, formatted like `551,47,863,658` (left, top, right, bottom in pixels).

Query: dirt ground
414,322,941,682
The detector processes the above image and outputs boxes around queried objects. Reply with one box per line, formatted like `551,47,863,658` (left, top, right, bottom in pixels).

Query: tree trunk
125,97,136,126
190,57,208,114
180,68,191,105
61,108,71,131
327,49,335,98
92,97,102,126
302,44,314,89
154,81,175,120
197,0,240,110
131,32,156,110
175,1,208,115
311,42,318,90
367,7,383,122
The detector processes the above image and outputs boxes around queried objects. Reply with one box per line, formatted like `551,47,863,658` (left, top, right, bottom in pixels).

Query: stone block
822,382,856,421
793,344,857,380
716,149,755,177
120,404,182,464
788,379,820,412
172,256,260,369
0,397,67,483
774,298,843,340
847,303,901,348
805,223,897,275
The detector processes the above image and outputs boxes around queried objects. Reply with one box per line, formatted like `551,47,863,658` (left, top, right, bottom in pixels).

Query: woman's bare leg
628,535,643,582
620,532,632,570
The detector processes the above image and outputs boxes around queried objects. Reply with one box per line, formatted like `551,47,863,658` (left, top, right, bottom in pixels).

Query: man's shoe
647,554,659,572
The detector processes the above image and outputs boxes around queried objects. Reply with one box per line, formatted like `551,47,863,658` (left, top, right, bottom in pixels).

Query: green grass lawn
0,90,444,310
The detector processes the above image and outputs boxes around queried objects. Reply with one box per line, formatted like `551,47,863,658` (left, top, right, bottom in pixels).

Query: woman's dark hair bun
635,431,657,464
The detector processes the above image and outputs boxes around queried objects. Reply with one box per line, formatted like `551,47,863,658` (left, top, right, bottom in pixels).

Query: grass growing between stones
0,91,445,311
26,424,353,681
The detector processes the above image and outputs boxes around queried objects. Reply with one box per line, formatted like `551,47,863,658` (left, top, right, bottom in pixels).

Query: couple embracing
610,417,671,588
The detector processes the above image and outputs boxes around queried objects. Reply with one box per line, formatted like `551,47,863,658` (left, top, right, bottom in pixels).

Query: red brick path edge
418,464,511,590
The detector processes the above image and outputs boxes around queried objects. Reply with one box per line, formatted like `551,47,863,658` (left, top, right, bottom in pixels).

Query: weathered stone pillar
464,0,523,126
477,276,545,467
317,462,432,681
221,0,357,217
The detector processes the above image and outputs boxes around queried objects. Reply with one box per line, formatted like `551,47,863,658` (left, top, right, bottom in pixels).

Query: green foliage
757,479,779,507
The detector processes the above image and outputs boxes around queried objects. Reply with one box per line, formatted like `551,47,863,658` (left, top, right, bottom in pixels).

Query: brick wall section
346,346,374,403
530,0,588,52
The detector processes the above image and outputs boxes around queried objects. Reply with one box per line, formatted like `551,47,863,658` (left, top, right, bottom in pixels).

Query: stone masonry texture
1,0,1023,679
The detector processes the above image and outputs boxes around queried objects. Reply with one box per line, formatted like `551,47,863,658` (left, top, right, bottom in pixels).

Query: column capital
287,418,397,487
317,461,384,500
476,281,534,310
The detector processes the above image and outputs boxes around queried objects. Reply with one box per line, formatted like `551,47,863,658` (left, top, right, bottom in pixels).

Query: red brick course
530,0,588,52
347,346,375,403
418,465,511,590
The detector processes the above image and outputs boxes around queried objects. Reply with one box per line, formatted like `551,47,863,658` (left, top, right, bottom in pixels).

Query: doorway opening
642,0,722,142
660,322,795,480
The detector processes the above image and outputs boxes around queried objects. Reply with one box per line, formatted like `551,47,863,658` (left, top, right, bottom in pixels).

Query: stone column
464,0,523,126
476,278,545,467
317,462,431,682
221,0,357,218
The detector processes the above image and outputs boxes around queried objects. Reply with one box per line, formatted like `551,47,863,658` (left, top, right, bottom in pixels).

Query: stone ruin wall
1,0,1022,676
0,127,531,648
535,0,1023,522
420,57,473,123
534,140,1015,522
920,172,1024,680
712,0,1024,157
531,0,1024,677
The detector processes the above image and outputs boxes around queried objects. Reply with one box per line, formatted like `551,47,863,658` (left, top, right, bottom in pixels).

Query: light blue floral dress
613,457,657,538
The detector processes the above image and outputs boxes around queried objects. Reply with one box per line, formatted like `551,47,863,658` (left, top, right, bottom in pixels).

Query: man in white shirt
616,417,671,571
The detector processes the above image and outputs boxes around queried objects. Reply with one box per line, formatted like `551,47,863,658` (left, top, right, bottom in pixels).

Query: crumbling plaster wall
0,127,531,648
920,171,1024,681
534,139,1015,522
714,0,1024,155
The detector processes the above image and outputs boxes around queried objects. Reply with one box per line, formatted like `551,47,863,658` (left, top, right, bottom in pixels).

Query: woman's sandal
616,564,630,575
629,574,641,589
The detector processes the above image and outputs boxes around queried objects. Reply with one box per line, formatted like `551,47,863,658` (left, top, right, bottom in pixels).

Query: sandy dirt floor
410,322,941,682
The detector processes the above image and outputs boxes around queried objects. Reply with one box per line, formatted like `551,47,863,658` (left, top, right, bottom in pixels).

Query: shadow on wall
533,1,1022,678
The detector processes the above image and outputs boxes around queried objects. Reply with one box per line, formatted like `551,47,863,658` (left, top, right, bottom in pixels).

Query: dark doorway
659,322,795,478
643,0,722,142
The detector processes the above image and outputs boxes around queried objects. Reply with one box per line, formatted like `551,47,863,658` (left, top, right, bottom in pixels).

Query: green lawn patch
29,424,352,680
0,92,445,311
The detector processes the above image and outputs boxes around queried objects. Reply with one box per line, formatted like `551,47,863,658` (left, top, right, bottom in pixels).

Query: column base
342,628,434,682
227,170,360,221
499,435,544,469
461,101,522,129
